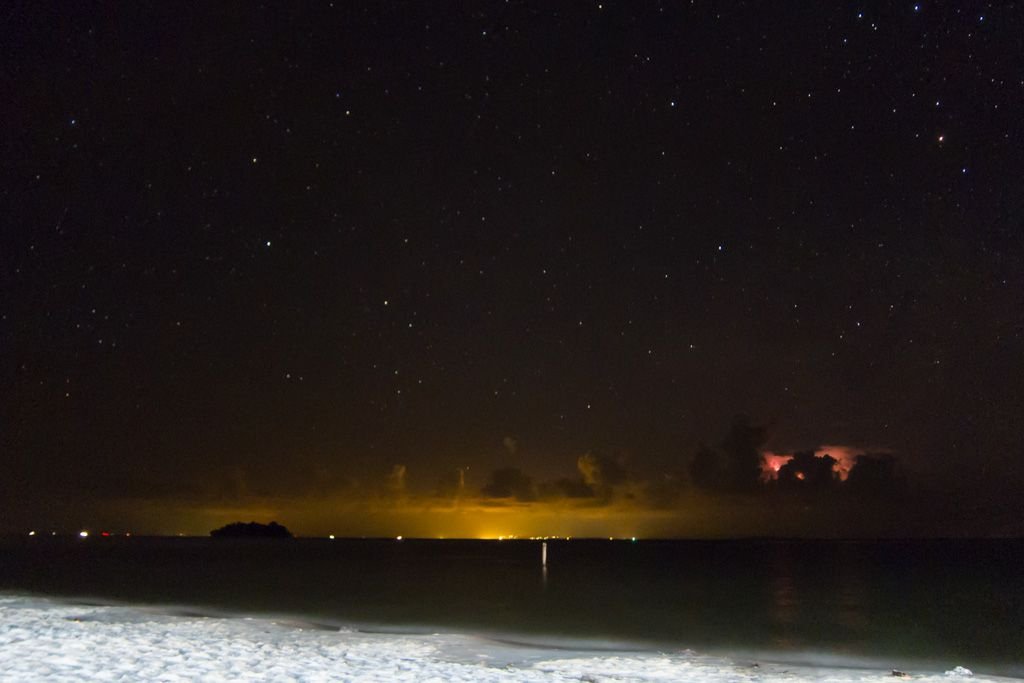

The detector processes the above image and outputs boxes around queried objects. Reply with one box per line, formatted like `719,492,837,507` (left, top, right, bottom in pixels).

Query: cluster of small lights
28,530,132,538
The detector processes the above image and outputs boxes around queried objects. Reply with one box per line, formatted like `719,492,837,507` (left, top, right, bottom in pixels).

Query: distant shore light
79,530,89,538
329,535,335,539
396,535,403,541
28,531,36,536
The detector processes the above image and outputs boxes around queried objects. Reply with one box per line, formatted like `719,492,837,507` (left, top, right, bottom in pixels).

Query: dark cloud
777,451,838,491
643,473,688,508
480,467,536,502
689,416,769,493
543,477,594,499
531,451,632,503
577,451,628,493
434,467,467,498
846,454,906,498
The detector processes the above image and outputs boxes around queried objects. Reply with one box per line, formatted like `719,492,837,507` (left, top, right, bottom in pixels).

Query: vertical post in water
541,541,548,567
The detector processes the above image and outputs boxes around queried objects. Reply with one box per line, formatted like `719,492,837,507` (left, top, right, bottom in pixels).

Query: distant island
209,521,294,539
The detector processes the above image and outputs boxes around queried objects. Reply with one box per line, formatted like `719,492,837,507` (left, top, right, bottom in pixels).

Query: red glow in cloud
814,445,860,481
761,453,793,481
760,445,865,482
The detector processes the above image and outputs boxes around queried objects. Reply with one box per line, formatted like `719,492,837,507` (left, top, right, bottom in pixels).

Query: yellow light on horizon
396,535,403,541
328,535,335,540
79,530,89,538
28,531,36,536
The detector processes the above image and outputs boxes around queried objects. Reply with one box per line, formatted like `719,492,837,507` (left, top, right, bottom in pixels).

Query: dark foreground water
1,537,1021,674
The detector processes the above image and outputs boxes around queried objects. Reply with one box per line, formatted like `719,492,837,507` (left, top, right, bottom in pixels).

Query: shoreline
1,592,1017,682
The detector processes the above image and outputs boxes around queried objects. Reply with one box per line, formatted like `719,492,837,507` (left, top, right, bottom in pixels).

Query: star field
2,2,1022,535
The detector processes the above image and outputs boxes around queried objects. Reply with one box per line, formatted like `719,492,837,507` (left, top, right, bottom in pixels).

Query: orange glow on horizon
124,496,690,539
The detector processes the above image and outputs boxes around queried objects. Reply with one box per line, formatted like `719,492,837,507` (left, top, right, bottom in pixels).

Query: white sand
0,595,1009,682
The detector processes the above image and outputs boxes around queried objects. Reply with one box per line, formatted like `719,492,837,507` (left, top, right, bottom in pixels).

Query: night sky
4,2,1022,538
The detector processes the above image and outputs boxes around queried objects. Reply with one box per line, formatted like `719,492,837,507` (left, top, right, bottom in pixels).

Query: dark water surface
2,537,1021,673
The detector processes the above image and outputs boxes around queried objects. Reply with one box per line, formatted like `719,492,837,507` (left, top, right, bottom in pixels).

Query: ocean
1,537,1021,679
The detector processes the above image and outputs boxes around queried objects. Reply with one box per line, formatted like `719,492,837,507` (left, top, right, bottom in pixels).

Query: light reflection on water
765,543,874,653
768,545,801,649
836,558,870,632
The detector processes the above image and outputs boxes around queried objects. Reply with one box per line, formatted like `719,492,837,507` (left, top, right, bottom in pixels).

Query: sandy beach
0,594,1006,682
